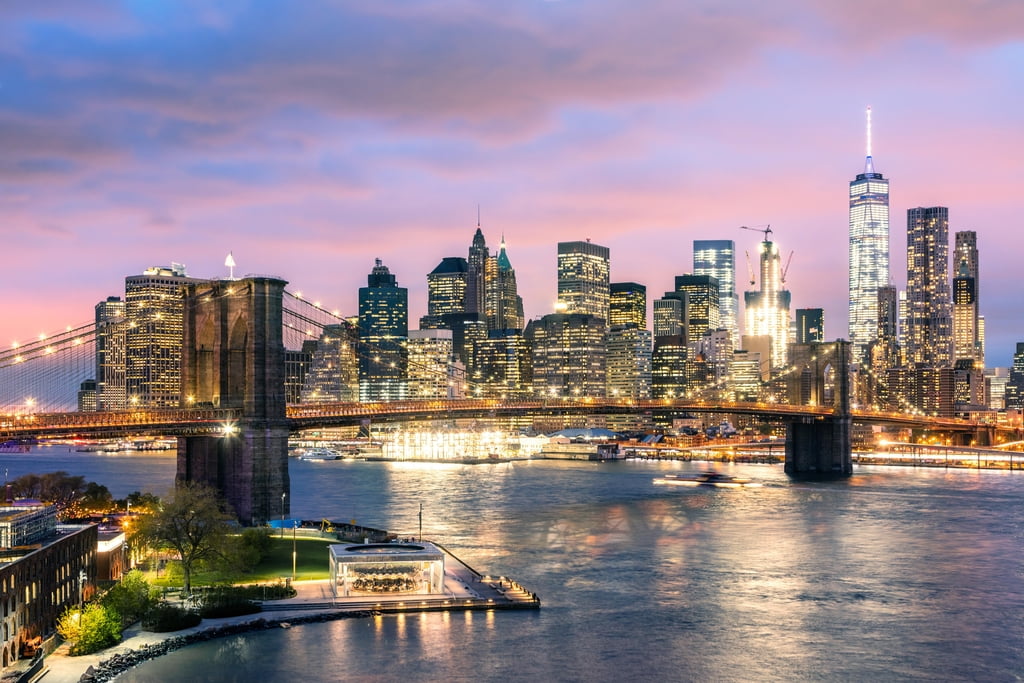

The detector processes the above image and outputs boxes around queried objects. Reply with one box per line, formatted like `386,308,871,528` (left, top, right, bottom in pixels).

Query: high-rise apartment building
795,309,824,344
557,240,610,323
124,264,204,407
654,293,686,339
848,107,890,365
358,259,408,401
743,236,792,370
953,231,982,365
693,240,737,348
407,329,461,399
94,296,126,410
905,207,953,368
609,282,647,329
474,330,531,398
300,325,359,403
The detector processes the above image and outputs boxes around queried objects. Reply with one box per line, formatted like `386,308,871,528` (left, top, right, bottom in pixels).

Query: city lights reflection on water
2,448,1023,681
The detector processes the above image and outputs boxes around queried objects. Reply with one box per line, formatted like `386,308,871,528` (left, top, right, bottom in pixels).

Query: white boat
299,447,341,461
653,471,761,488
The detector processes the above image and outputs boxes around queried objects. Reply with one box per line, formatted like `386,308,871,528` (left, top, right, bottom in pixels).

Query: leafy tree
7,471,111,520
135,482,236,595
56,604,122,655
101,570,158,627
124,490,162,513
218,527,274,575
80,482,114,514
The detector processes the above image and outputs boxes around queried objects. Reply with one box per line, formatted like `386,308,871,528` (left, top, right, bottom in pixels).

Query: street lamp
78,568,86,612
292,521,297,581
280,492,286,538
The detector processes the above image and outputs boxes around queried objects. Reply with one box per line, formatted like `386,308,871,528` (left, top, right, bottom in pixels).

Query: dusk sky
3,1,1023,364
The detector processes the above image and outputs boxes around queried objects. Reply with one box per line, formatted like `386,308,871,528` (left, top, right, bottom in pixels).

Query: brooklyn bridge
1,276,1010,524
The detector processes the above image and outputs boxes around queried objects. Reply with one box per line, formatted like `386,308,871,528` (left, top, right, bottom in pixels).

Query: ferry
299,447,341,461
653,471,761,488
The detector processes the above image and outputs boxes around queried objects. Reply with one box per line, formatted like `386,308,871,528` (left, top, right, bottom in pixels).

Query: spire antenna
866,106,872,158
477,204,481,227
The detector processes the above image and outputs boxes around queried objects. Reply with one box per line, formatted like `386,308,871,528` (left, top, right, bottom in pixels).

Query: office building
848,107,890,364
693,240,737,348
124,264,204,407
358,259,408,401
474,330,531,398
905,207,953,368
526,313,606,398
610,283,647,329
485,237,525,331
94,296,126,410
466,226,489,317
557,240,610,323
300,325,359,403
1006,343,1024,410
606,325,652,400
651,335,689,399
674,275,720,349
421,257,469,329
407,329,462,399
795,309,824,344
654,294,686,339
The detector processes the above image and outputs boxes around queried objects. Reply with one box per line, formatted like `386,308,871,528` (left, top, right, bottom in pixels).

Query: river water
4,447,1023,682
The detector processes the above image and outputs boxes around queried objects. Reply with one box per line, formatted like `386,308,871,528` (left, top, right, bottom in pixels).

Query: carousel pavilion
329,542,446,598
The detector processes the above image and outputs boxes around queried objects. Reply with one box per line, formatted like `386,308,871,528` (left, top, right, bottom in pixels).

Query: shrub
195,587,262,618
142,602,202,632
101,570,158,627
57,604,122,655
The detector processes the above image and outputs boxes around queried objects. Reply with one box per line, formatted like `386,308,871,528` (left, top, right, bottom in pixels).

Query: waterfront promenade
31,547,538,683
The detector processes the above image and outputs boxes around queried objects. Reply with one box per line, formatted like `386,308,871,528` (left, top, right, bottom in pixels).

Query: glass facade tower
848,107,890,365
557,240,610,323
905,207,953,368
693,240,737,349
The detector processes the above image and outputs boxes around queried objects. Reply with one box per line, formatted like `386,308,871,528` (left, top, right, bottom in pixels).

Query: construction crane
781,250,795,284
744,250,756,286
739,224,772,241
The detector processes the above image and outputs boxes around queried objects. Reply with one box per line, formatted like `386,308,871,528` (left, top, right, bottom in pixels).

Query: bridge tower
785,340,853,478
177,277,289,525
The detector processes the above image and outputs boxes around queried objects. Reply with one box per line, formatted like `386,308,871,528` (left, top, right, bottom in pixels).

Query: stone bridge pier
784,340,853,479
177,277,290,525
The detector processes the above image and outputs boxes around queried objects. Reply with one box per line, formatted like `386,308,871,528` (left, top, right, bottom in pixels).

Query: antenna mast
864,106,875,173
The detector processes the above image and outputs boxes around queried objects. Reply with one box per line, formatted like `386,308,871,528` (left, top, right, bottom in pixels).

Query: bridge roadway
0,398,1000,442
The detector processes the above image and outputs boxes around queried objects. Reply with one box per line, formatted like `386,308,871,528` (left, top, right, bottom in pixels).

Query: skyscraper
466,226,489,317
905,207,953,368
358,259,408,401
674,275,720,347
124,264,203,407
484,237,525,331
421,257,469,329
557,240,610,323
94,296,126,411
953,230,982,365
609,282,647,329
848,106,890,364
693,240,737,348
743,233,792,370
606,325,652,400
526,313,606,398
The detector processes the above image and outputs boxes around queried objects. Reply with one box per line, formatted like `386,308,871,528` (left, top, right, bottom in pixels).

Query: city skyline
2,3,1023,365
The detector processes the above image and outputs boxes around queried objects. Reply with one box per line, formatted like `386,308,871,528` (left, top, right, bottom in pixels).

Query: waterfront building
953,230,982,365
674,274,720,351
330,542,445,598
407,329,461,399
124,264,205,407
94,296,126,411
905,207,953,368
653,294,686,339
743,236,792,371
421,257,469,329
985,367,1008,411
358,259,408,401
610,282,647,329
526,313,606,398
954,359,986,412
474,330,531,398
694,239,738,349
729,350,762,402
606,325,652,400
300,324,359,403
0,505,96,670
848,107,890,365
557,240,610,323
484,237,525,332
795,308,824,344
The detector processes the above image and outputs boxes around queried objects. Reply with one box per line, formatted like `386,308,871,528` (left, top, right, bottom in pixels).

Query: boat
299,447,341,461
653,471,761,488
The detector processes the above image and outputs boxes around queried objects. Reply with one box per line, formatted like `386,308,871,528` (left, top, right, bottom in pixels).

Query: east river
3,447,1024,682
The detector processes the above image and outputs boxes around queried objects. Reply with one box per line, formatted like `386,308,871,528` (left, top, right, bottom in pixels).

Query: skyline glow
2,2,1022,364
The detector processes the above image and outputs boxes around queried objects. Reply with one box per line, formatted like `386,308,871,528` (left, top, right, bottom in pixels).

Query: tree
101,570,157,627
135,482,235,595
56,603,122,655
80,482,113,515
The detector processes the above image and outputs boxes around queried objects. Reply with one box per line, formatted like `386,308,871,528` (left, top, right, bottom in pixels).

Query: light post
78,568,86,612
292,521,297,581
280,492,286,538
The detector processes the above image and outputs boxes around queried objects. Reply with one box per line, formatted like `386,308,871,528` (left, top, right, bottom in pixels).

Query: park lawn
146,536,336,589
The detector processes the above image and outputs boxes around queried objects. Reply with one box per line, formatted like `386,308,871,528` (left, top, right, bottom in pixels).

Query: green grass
144,536,337,589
